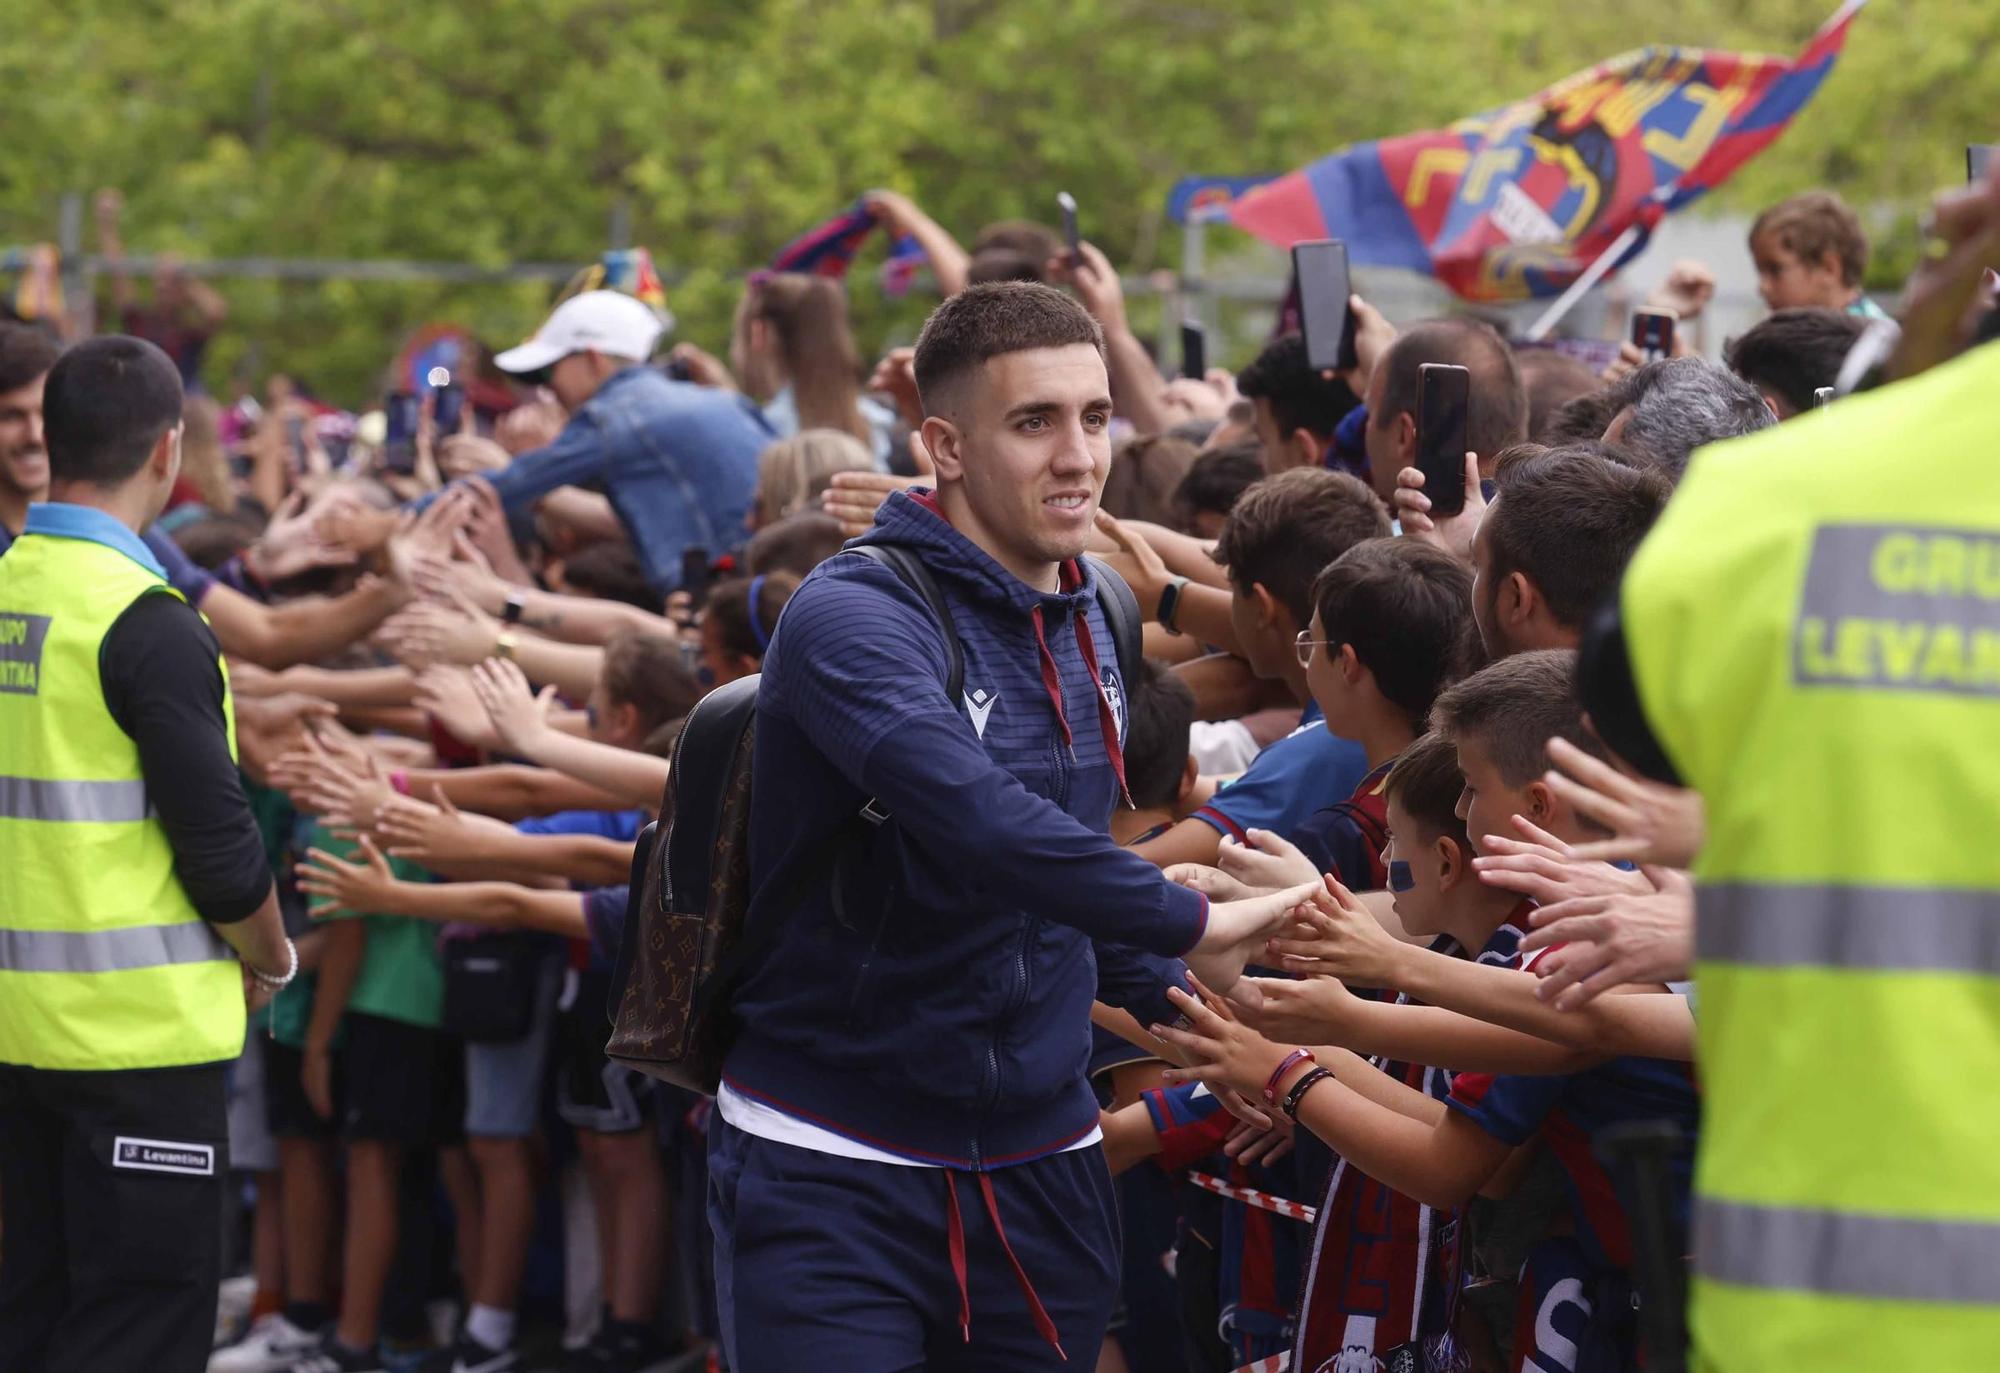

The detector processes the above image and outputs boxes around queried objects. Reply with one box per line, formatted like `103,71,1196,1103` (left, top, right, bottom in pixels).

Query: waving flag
1230,1,1867,301
769,200,930,297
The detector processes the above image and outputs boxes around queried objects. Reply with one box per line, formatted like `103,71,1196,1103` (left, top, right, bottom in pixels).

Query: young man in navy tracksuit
708,282,1314,1371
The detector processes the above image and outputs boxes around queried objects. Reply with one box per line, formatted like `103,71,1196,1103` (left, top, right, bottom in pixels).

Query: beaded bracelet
249,936,299,992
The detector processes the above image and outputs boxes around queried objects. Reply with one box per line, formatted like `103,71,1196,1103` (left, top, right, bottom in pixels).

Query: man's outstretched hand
1185,881,1321,996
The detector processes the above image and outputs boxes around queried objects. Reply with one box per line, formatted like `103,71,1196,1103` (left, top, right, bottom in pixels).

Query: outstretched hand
1266,876,1406,988
295,834,398,916
1188,881,1322,997
469,657,558,756
1151,977,1296,1107
1519,865,1695,1008
1216,828,1319,896
1540,736,1704,867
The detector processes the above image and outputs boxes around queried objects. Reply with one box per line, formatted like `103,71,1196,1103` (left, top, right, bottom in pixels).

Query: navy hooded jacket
723,491,1209,1170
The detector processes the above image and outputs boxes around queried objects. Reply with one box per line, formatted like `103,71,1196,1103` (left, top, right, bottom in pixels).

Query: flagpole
1522,224,1642,341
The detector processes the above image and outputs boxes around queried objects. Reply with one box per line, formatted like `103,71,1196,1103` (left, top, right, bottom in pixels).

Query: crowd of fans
3,167,1996,1373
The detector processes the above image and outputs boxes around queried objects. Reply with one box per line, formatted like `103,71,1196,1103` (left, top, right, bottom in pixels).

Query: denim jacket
482,367,772,592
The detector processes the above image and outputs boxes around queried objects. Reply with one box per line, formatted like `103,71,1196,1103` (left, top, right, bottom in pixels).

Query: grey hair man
1603,357,1776,478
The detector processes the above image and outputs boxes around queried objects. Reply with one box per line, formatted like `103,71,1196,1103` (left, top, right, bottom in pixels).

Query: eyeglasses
1295,630,1339,669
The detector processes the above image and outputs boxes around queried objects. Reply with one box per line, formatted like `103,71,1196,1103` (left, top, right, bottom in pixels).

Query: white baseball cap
494,290,668,374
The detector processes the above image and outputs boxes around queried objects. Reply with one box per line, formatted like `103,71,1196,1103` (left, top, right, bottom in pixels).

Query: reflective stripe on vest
1696,1198,2000,1305
0,775,151,823
1699,883,2000,974
0,921,231,974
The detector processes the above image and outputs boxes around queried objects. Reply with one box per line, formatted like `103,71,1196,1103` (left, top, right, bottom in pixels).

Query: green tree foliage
1,0,1989,400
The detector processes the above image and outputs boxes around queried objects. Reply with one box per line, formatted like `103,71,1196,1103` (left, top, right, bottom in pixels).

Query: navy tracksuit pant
708,1114,1121,1371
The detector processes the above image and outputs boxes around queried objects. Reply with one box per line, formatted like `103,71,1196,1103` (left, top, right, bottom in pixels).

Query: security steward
0,336,295,1372
1580,173,2000,1370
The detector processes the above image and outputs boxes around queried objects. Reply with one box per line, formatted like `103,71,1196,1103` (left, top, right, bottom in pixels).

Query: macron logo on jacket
965,687,998,739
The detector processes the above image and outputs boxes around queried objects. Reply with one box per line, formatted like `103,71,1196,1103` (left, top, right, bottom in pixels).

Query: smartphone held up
1292,240,1358,373
1630,308,1676,364
1415,363,1471,518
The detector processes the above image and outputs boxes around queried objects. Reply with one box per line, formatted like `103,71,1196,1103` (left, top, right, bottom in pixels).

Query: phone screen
1292,240,1356,373
1631,309,1676,363
432,385,466,434
383,392,420,474
1971,144,1995,184
1056,192,1080,261
1180,322,1207,381
1416,364,1471,518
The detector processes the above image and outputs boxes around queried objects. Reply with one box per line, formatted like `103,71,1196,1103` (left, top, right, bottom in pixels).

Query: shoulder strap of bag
1083,554,1143,687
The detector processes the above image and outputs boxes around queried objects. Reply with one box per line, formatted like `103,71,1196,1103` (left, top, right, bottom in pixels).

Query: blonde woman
748,428,874,531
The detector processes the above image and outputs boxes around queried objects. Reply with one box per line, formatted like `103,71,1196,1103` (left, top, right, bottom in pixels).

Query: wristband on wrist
495,630,518,662
1157,576,1191,635
1263,1048,1316,1104
502,591,527,624
1280,1066,1335,1121
387,769,411,797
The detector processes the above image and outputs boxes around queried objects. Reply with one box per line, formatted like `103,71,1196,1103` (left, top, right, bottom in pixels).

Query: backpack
605,546,1143,1093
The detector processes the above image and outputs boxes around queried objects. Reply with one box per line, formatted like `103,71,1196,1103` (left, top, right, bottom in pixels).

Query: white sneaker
209,1314,322,1372
213,1275,259,1347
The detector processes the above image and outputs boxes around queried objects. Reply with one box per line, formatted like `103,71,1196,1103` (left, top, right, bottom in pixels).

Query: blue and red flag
769,200,930,298
1229,0,1867,301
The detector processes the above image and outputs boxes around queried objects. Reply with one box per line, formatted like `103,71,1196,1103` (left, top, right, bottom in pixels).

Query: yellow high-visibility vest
0,514,244,1070
1621,343,2000,1369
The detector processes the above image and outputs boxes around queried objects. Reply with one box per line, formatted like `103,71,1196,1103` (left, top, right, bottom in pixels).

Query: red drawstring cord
978,1172,1067,1360
941,1170,1068,1360
1029,605,1075,757
944,1170,973,1343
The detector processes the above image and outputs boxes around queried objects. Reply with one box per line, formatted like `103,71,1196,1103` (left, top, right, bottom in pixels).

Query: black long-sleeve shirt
98,592,270,924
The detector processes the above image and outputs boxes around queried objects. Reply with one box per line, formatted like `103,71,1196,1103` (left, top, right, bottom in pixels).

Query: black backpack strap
1083,554,1143,687
847,543,965,703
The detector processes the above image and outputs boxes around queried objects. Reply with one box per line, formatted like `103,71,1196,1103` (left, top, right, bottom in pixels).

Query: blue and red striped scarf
768,199,928,297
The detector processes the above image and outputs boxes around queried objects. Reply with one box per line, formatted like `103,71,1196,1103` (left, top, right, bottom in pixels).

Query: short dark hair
1484,450,1671,629
1513,347,1603,441
1542,387,1626,445
0,321,59,395
1101,433,1198,526
600,630,704,737
1751,190,1869,287
1211,468,1390,624
1384,730,1469,847
43,335,184,486
969,221,1062,285
1122,656,1196,809
559,540,658,611
1171,441,1265,528
1430,648,1607,787
913,282,1103,413
745,510,848,578
705,572,801,662
1235,332,1361,443
1312,538,1476,726
1724,308,1868,416
1373,318,1529,460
